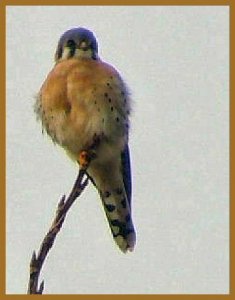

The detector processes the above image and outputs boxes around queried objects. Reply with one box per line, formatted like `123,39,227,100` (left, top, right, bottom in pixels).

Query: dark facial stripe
91,52,98,60
69,46,76,58
66,39,76,58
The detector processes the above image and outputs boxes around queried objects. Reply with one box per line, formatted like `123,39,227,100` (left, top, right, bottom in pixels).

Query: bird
34,27,136,252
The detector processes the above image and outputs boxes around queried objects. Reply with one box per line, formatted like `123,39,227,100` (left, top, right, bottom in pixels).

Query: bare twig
27,167,89,294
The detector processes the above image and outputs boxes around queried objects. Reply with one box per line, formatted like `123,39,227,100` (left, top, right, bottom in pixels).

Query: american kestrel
35,27,136,252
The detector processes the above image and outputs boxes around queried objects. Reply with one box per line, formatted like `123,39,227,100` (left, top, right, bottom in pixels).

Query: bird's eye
66,40,76,48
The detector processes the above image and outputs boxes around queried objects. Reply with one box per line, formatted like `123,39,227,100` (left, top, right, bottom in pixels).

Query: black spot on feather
111,219,133,238
104,191,111,198
105,204,116,212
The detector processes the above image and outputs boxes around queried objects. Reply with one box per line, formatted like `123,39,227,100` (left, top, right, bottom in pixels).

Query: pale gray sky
6,5,229,294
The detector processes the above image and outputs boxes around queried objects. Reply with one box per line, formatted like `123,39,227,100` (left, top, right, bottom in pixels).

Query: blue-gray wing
121,144,132,209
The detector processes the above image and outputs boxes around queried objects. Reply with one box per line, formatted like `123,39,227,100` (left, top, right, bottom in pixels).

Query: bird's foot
78,150,96,169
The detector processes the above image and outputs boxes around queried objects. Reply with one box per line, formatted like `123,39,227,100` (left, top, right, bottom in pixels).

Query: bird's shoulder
40,58,126,101
48,58,120,78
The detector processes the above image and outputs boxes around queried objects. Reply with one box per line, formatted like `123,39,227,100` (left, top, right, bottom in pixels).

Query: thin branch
27,167,89,294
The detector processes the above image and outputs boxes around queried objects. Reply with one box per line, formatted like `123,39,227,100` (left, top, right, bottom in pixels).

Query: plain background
6,6,229,294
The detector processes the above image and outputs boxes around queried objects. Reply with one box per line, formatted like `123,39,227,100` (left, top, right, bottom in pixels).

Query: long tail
99,180,136,252
87,163,136,252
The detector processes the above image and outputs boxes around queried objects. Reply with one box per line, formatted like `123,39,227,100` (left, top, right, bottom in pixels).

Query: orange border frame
0,0,233,299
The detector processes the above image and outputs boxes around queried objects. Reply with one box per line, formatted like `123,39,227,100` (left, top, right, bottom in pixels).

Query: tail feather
87,155,136,252
100,183,136,252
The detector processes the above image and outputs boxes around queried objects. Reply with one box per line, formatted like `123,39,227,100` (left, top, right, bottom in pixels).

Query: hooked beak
78,40,90,51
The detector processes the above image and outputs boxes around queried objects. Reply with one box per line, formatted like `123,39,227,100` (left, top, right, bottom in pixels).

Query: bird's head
55,27,98,62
